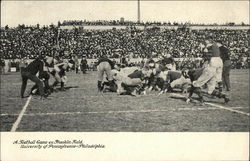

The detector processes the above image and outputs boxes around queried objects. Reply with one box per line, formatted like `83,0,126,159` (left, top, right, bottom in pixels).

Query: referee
217,40,231,91
20,56,46,99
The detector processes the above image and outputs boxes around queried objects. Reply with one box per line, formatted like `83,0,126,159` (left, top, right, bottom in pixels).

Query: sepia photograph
0,0,249,160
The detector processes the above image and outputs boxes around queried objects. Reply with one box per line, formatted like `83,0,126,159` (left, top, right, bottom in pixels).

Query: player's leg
206,75,217,95
104,63,117,92
193,67,215,88
44,79,51,94
97,63,105,91
211,89,230,103
28,74,45,97
52,72,61,88
170,77,184,90
41,71,51,94
20,73,28,98
222,65,227,89
203,75,230,103
30,84,39,95
186,85,204,104
223,64,231,91
181,78,191,93
58,70,66,91
116,81,126,94
216,65,223,92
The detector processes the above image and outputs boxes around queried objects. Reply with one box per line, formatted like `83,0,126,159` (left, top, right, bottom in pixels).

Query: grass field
0,69,249,132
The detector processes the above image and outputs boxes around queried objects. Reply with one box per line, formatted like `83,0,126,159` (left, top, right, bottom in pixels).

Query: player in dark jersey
20,57,47,99
80,56,88,74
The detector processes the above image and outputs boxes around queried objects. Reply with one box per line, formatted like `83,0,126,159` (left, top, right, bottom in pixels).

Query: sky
1,0,249,27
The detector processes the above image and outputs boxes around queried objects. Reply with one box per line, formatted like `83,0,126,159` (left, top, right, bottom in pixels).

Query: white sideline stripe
172,93,250,116
0,107,243,117
10,96,32,132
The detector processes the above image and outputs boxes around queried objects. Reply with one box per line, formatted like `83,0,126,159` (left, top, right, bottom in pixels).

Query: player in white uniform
192,37,223,95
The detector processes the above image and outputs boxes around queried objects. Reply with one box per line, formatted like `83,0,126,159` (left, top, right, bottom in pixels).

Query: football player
96,56,116,92
45,56,72,91
157,70,191,95
182,68,230,104
193,36,224,95
118,67,152,96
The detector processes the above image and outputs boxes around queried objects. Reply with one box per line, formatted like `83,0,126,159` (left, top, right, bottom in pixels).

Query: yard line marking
172,93,250,116
10,96,32,132
3,82,33,86
0,107,244,117
3,97,249,110
1,106,246,116
205,102,250,116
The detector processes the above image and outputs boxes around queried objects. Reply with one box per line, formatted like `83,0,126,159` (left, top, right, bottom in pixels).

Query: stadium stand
0,23,249,70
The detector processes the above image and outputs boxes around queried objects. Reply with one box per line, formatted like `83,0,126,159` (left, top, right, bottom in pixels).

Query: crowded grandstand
0,22,249,71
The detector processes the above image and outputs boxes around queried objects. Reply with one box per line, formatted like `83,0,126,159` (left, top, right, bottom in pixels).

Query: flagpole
137,0,140,23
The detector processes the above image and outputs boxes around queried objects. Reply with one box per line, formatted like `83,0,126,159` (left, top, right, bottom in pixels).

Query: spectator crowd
0,23,249,69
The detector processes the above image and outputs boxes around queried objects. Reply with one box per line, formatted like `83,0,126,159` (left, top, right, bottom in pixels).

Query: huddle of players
97,55,189,96
97,37,230,104
20,55,73,99
20,36,230,104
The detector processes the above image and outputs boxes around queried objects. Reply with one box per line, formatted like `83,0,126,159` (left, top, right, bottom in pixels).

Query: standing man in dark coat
20,57,46,99
0,57,5,74
74,55,79,74
217,40,231,91
80,56,88,74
